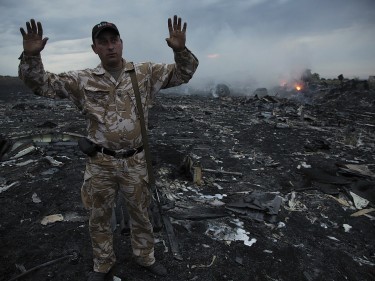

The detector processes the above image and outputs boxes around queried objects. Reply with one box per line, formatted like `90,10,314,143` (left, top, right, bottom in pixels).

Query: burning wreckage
0,75,375,280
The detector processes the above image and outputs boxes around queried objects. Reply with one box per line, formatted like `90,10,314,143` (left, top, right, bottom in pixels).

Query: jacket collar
92,59,134,75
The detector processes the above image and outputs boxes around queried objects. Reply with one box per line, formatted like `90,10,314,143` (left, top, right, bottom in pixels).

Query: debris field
0,76,374,281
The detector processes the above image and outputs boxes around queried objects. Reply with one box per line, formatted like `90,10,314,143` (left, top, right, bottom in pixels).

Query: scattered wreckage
1,77,374,280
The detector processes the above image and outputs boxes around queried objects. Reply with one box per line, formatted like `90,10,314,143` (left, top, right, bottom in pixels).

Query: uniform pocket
83,86,111,122
128,87,148,108
81,167,94,209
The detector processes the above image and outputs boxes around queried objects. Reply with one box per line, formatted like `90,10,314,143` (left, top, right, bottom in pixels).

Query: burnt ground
0,76,375,281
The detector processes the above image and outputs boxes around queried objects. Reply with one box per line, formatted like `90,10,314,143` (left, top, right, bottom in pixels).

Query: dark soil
0,77,374,281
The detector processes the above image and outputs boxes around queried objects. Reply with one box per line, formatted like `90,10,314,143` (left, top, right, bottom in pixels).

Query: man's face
92,29,123,68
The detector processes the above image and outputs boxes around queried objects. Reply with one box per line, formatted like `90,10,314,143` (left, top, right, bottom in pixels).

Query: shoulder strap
128,64,155,186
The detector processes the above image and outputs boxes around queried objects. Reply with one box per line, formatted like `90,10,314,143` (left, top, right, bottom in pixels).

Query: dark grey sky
1,0,374,89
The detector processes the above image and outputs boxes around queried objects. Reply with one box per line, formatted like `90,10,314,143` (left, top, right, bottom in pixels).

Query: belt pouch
78,138,97,157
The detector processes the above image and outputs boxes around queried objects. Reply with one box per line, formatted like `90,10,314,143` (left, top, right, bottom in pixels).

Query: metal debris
7,252,78,281
163,215,183,261
191,255,216,269
40,214,64,225
337,163,375,178
350,208,375,217
226,190,282,222
0,181,19,194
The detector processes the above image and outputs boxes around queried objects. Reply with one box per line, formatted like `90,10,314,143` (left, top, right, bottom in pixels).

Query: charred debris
0,74,375,280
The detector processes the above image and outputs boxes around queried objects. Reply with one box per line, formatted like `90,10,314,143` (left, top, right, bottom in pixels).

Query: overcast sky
1,0,374,89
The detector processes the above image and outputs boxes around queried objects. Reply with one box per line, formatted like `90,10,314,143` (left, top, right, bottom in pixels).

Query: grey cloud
1,0,375,89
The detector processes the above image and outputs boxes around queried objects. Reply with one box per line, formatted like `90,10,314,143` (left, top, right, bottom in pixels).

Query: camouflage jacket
18,48,198,150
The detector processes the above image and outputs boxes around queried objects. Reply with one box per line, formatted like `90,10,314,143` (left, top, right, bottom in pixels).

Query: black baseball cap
92,21,120,42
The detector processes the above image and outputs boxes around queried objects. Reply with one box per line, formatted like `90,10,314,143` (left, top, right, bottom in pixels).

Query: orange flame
294,83,302,91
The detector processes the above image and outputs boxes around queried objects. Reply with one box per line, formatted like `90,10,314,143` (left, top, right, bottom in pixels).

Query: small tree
312,73,320,81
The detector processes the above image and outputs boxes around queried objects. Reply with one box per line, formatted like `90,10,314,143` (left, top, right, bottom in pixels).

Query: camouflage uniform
18,48,198,273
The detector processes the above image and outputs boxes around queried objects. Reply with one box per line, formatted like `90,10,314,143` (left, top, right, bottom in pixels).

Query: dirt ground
0,77,374,281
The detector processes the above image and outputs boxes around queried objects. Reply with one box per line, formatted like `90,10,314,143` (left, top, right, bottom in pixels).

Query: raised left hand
165,15,186,52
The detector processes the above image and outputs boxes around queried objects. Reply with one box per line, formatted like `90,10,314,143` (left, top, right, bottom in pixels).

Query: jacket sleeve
18,54,84,110
148,47,199,94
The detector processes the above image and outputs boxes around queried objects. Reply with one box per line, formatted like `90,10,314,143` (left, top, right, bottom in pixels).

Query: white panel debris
297,162,311,169
205,218,257,247
32,192,41,203
0,181,19,193
353,256,375,266
11,145,36,159
44,156,64,167
15,159,38,167
41,214,64,225
343,224,352,233
350,191,370,209
284,192,307,211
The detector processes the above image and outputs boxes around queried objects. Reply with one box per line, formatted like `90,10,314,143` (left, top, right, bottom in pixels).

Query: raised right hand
20,19,49,56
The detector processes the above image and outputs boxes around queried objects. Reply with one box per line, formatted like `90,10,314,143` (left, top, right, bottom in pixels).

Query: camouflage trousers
81,150,155,273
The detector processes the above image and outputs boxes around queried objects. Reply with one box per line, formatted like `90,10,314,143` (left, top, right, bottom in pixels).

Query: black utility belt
96,145,143,158
78,138,143,158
